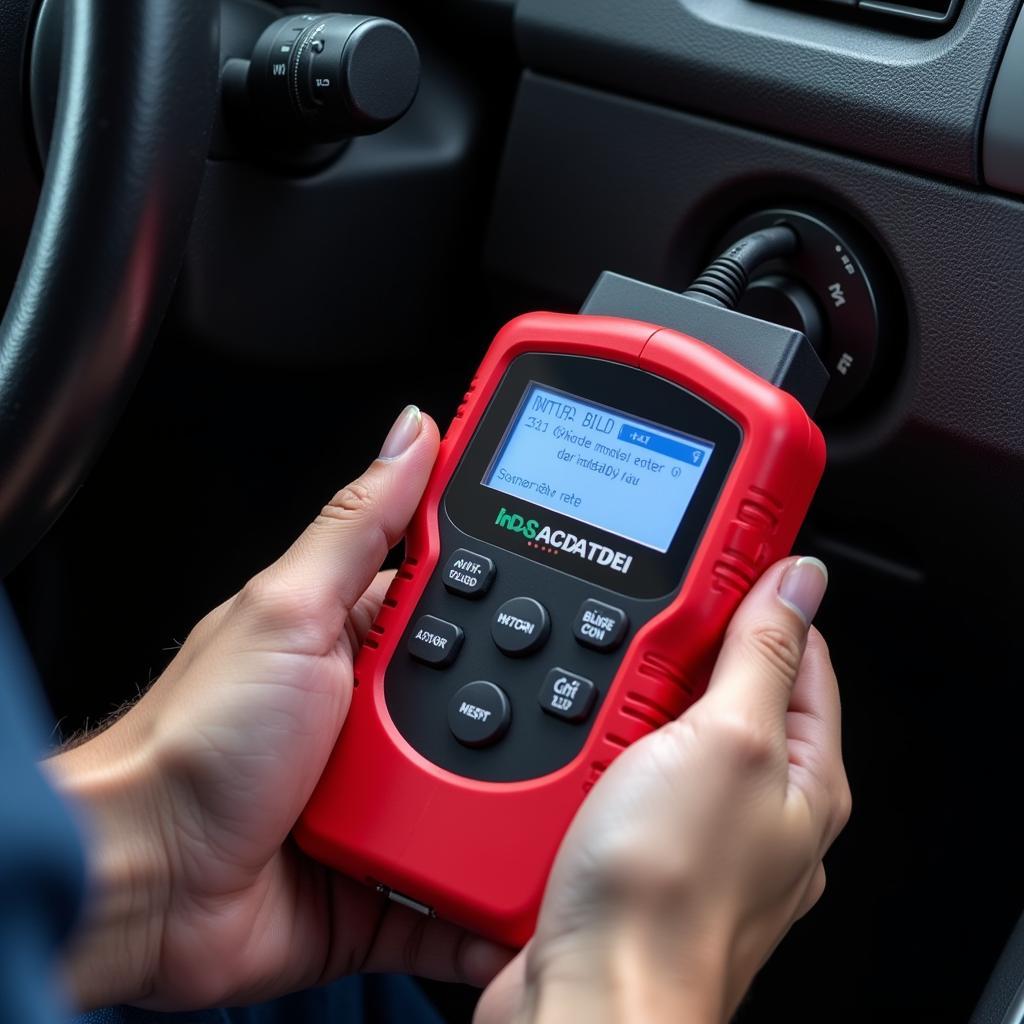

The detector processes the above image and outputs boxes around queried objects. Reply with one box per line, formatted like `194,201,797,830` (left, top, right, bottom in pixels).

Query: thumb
702,556,829,728
265,405,440,616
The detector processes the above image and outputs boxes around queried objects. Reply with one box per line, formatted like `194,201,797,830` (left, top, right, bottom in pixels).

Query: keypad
390,536,650,780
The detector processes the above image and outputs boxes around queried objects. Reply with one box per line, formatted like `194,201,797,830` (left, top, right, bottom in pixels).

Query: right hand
476,556,851,1024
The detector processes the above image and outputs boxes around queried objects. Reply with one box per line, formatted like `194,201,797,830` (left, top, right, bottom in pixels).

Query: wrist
522,915,730,1024
45,712,173,1009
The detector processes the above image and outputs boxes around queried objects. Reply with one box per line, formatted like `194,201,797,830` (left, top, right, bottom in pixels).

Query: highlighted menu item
483,383,715,552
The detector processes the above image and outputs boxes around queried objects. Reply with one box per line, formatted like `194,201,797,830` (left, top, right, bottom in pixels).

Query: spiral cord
683,224,798,310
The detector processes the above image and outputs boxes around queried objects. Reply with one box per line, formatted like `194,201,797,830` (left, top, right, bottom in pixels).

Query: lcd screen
483,383,715,552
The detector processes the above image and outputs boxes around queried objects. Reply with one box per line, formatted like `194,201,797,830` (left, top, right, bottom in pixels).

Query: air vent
859,0,960,25
759,0,962,30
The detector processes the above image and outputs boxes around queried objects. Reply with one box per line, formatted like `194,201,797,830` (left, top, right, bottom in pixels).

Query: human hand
47,406,513,1010
476,556,850,1024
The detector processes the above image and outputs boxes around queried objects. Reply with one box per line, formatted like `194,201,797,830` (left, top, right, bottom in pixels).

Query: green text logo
494,506,539,539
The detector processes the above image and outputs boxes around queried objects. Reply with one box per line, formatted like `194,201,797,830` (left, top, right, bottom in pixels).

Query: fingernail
378,405,422,460
778,556,829,626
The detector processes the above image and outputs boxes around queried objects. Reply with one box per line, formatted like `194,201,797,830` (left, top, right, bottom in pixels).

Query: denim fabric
71,975,446,1024
0,591,85,1024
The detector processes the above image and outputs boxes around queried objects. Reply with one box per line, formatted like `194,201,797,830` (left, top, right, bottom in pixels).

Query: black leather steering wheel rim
0,0,218,578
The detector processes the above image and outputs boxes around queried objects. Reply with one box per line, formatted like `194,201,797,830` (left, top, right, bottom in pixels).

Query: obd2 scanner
296,227,830,945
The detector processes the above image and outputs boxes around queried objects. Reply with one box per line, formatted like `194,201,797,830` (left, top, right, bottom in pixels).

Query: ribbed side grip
356,555,420,665
582,651,700,792
712,486,784,597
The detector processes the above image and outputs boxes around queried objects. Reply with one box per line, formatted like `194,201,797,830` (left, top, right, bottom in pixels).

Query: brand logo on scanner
494,507,634,574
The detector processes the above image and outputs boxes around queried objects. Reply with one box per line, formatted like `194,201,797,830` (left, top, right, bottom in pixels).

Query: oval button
448,681,511,748
407,614,464,667
538,668,597,724
491,596,550,656
573,598,628,652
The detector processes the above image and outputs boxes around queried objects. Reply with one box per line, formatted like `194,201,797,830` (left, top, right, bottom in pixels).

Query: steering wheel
0,0,218,578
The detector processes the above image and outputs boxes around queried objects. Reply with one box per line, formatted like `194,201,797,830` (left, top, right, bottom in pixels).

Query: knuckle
236,571,310,625
744,620,804,682
320,479,377,524
710,712,778,770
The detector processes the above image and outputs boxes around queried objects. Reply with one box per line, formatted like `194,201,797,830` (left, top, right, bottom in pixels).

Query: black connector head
581,271,828,416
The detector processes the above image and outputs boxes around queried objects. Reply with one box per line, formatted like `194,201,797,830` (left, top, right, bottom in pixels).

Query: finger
360,903,515,987
473,949,528,1024
264,406,440,615
702,556,829,730
785,628,851,847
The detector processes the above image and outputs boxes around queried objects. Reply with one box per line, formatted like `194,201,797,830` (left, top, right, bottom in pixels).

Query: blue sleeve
0,589,85,1024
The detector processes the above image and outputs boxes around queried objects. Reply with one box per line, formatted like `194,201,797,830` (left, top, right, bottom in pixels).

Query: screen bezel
443,354,743,600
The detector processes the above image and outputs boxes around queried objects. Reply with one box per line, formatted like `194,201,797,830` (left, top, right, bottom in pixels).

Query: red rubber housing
295,312,826,946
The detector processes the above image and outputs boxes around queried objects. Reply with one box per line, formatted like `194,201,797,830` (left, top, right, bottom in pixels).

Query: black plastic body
581,271,828,415
386,351,741,781
387,516,653,782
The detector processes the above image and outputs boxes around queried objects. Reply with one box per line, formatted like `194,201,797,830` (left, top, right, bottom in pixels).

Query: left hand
46,405,514,1011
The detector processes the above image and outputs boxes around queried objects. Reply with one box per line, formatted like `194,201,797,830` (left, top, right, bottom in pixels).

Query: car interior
1,0,1022,1021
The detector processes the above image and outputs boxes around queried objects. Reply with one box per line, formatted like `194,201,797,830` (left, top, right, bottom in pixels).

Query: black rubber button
538,668,597,723
407,615,463,667
442,548,495,599
573,599,629,652
491,596,550,656
448,681,511,747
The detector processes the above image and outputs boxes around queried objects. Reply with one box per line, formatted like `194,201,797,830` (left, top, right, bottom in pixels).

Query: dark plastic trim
514,0,1020,183
983,1,1024,195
